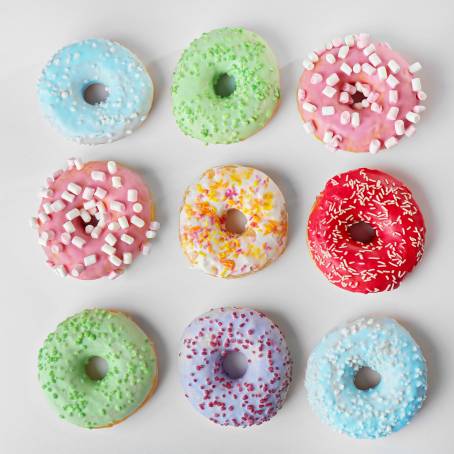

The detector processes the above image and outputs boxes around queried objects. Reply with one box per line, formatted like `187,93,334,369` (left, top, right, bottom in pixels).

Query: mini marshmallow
90,225,102,239
39,187,54,198
82,186,95,200
51,200,65,212
67,182,82,196
85,225,94,234
29,217,39,229
325,53,336,64
131,215,145,228
322,106,335,116
369,139,381,154
386,106,399,121
417,91,427,101
371,102,382,113
109,255,122,267
121,233,134,245
61,191,75,203
332,37,343,47
386,74,400,89
362,63,376,75
94,187,107,199
91,171,106,182
389,90,398,104
368,53,381,67
406,111,420,123
83,199,96,210
409,62,422,74
101,243,116,256
351,112,360,128
55,265,67,278
344,34,355,46
411,78,422,92
133,203,143,213
110,201,125,212
342,83,356,94
384,136,398,149
105,233,117,246
142,243,151,255
322,86,337,98
340,63,352,76
353,63,361,74
326,73,340,86
302,59,314,70
107,161,117,174
65,208,80,221
84,254,97,266
108,222,120,232
60,232,71,245
310,73,323,84
42,203,52,214
323,130,334,143
405,125,417,137
388,59,400,74
112,176,122,188
340,111,351,125
413,105,426,113
80,209,91,223
307,51,319,62
395,120,405,135
363,43,376,56
339,92,350,104
377,66,387,80
96,201,106,214
123,252,133,265
72,236,86,249
73,158,83,170
303,121,315,134
63,221,75,233
71,264,85,277
51,244,63,254
338,45,349,59
146,230,157,239
127,189,138,202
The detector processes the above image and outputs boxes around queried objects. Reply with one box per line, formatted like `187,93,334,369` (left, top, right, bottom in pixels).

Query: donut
297,33,426,153
31,159,160,280
307,168,425,293
172,28,280,144
38,309,158,428
305,317,427,438
179,165,288,278
38,38,153,144
179,307,292,427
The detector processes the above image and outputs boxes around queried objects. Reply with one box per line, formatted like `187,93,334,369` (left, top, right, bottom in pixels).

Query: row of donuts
38,29,426,152
38,306,427,438
31,159,425,293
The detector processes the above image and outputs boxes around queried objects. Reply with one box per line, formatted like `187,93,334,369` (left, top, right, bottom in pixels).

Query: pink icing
35,160,154,280
298,36,425,152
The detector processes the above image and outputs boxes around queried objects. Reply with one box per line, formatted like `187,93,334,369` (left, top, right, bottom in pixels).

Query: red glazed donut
297,33,426,153
307,168,425,293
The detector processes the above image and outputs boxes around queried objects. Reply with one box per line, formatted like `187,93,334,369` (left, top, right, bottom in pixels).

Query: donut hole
83,83,109,105
354,366,381,391
224,208,247,235
348,221,376,244
222,350,248,379
213,73,236,98
85,356,109,381
351,90,367,105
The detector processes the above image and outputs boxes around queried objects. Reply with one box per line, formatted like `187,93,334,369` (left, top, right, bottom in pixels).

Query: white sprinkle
377,66,387,80
322,106,335,116
73,158,83,170
386,74,399,89
66,208,80,220
112,176,122,188
51,200,65,212
326,73,340,86
405,125,417,137
42,203,52,214
142,242,151,255
363,43,376,56
361,63,376,75
417,91,427,101
338,45,349,59
409,62,422,74
94,187,107,199
310,73,323,84
91,171,106,182
371,102,382,113
413,105,426,113
55,265,67,277
339,92,350,104
110,201,125,212
411,78,422,92
82,187,95,200
344,34,355,46
105,233,117,246
71,236,86,249
361,99,369,108
389,90,398,104
123,252,133,265
146,230,157,239
121,233,134,245
351,112,360,128
406,111,421,123
83,199,96,210
302,102,317,112
323,130,334,143
325,53,336,64
133,203,143,213
386,106,399,121
61,191,75,203
353,63,361,74
60,232,71,245
302,59,314,70
117,217,128,230
131,215,145,228
340,62,352,75
90,225,102,239
385,136,398,148
67,182,82,195
307,51,319,62
322,86,337,98
356,33,371,49
109,255,122,267
388,59,400,74
107,161,117,174
395,120,405,135
71,264,85,277
340,111,351,125
369,53,381,67
84,254,97,266
101,243,116,256
369,139,381,154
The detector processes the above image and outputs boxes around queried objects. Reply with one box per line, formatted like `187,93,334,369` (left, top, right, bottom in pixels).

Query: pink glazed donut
31,159,160,280
297,33,426,153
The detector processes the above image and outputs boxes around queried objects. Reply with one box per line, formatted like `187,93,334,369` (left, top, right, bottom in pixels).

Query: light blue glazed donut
305,317,427,439
38,38,153,144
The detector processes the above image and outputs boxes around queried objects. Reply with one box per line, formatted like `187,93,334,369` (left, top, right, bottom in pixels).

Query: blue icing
305,317,427,439
179,307,292,427
38,38,153,144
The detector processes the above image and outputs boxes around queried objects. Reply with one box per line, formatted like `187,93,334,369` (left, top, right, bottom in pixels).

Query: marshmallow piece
94,187,107,199
42,203,52,215
127,189,138,202
361,63,376,76
83,199,96,210
386,74,399,89
351,112,360,128
353,63,361,74
310,73,323,84
413,105,426,113
388,59,400,74
112,176,122,188
80,209,91,223
377,66,387,80
322,106,335,116
39,188,54,199
303,121,315,134
91,171,106,182
84,254,97,266
71,236,86,249
107,161,117,174
105,233,117,246
82,186,95,200
395,120,405,135
101,243,116,256
417,91,427,101
142,242,151,255
61,191,75,203
90,225,102,239
67,182,82,196
131,215,145,228
369,139,381,154
325,53,336,64
133,203,143,213
118,216,129,229
307,51,319,62
123,252,133,265
371,103,382,113
302,59,314,70
322,86,337,98
411,78,422,92
109,255,122,267
60,232,71,245
55,265,67,277
121,233,135,245
406,111,421,124
323,130,334,143
326,73,340,86
340,111,351,125
338,45,349,59
405,125,417,137
110,201,125,212
386,106,399,121
340,63,352,76
146,230,157,239
85,225,94,234
71,264,85,277
66,208,80,221
51,200,65,212
339,92,350,104
363,43,375,56
344,34,355,46
384,136,398,149
73,158,83,170
368,53,381,67
108,222,120,232
29,217,39,229
389,90,398,104
96,201,106,214
63,220,75,233
409,62,422,74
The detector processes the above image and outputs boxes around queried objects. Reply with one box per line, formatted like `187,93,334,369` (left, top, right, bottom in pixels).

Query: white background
0,1,452,453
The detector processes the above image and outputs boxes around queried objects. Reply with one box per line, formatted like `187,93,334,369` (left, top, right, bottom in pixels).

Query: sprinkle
84,254,97,266
413,105,426,113
356,33,371,49
73,158,83,170
105,233,117,246
338,45,349,59
302,59,314,70
90,225,102,239
108,222,120,231
340,62,352,75
325,53,336,64
406,111,420,123
389,90,398,104
131,215,145,228
297,88,306,102
386,106,399,121
55,265,67,277
71,264,84,277
361,63,376,75
94,187,107,199
82,187,95,200
80,209,91,223
110,201,125,212
409,62,422,74
339,92,350,104
353,63,361,74
411,78,422,92
363,43,376,56
107,161,117,174
417,91,427,101
108,271,121,280
340,111,351,125
322,86,337,98
96,201,106,213
307,51,319,62
323,130,334,143
133,203,143,213
51,200,65,212
326,73,340,87
38,212,50,224
388,59,400,74
85,225,94,234
322,106,335,116
405,125,417,137
60,232,71,245
310,73,323,84
123,252,133,265
83,199,96,210
112,176,122,188
142,242,151,255
395,120,405,135
42,203,52,214
71,236,86,249
344,34,355,46
385,136,398,148
101,243,116,256
63,221,75,234
368,53,381,67
61,191,75,203
121,233,135,245
351,112,360,128
65,208,80,221
146,230,157,239
371,102,382,113
302,120,315,134
109,255,122,266
67,182,82,195
91,171,106,182
369,139,381,154
29,217,39,229
118,216,129,229
386,74,399,89
377,66,387,80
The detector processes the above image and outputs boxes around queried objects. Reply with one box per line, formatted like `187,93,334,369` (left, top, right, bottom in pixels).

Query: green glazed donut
38,309,158,428
171,27,280,144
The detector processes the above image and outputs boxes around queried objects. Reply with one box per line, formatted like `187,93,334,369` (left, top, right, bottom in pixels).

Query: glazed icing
307,168,425,293
38,309,158,428
179,165,288,278
172,28,280,144
32,159,159,280
179,307,292,427
297,33,426,152
305,317,427,439
38,38,153,144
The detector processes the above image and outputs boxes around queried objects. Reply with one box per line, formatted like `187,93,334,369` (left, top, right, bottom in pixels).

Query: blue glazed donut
179,307,293,427
305,317,427,439
38,38,153,144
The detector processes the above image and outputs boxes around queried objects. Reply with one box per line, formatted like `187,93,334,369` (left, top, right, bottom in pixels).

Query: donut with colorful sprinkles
31,159,160,280
179,165,288,278
297,33,426,152
179,307,293,427
307,168,425,293
305,317,427,438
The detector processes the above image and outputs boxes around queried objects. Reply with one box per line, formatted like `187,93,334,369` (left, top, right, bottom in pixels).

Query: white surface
0,1,452,453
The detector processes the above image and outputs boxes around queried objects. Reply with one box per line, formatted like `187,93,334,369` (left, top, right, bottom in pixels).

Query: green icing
38,309,157,428
171,27,280,144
